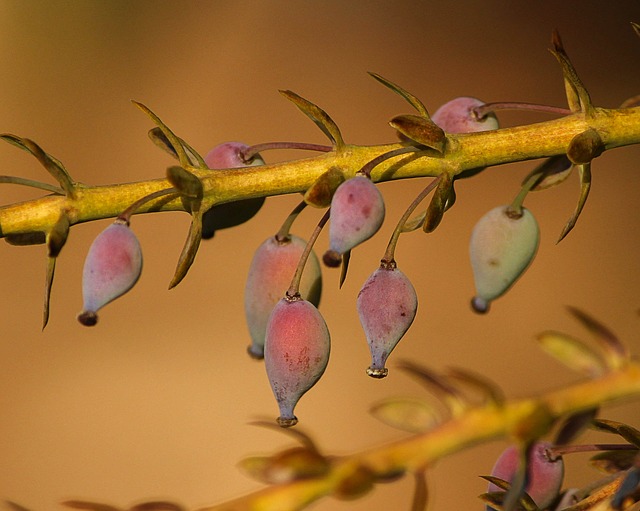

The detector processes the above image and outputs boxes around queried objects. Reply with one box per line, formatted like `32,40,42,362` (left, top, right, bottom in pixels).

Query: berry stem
275,200,308,242
357,146,421,179
473,102,572,120
507,171,540,217
117,187,178,224
286,208,331,298
382,174,442,264
241,142,333,162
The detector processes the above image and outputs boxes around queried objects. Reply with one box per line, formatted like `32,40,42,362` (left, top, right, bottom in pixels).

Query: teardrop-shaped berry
323,175,385,267
202,142,265,238
469,206,539,313
244,235,322,359
357,264,418,378
487,441,564,510
78,221,143,326
432,97,499,134
264,296,331,427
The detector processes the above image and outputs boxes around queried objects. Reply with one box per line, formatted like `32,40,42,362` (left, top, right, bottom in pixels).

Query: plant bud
78,221,143,326
264,296,331,427
244,235,322,359
469,205,539,313
488,441,564,510
202,142,265,238
432,97,498,134
357,264,418,378
323,175,385,267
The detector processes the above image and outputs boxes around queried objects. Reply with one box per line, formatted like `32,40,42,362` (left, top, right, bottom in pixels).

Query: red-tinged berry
487,441,564,510
323,175,385,267
432,97,499,134
77,221,142,326
469,205,539,313
202,142,265,238
244,235,322,359
264,296,330,427
357,263,417,378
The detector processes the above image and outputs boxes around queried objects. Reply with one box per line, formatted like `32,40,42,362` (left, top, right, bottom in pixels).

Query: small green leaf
61,502,121,511
168,211,203,289
536,330,605,377
557,163,591,243
401,209,427,232
590,449,639,474
549,30,593,115
567,129,604,165
303,166,345,208
370,397,439,433
423,173,453,232
567,306,628,370
42,214,71,330
591,419,640,448
148,127,206,169
446,366,505,406
0,175,64,194
389,114,446,153
279,90,345,149
238,448,329,485
368,72,430,117
166,166,204,201
339,249,351,289
521,155,573,191
554,408,599,445
128,502,184,511
631,21,640,39
4,232,46,245
1,135,76,197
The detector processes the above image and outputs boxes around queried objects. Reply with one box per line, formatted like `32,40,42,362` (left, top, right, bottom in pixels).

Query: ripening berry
202,142,265,239
487,441,564,510
323,175,385,267
469,206,539,313
244,235,322,359
357,264,417,378
264,296,331,427
77,221,143,326
431,97,499,134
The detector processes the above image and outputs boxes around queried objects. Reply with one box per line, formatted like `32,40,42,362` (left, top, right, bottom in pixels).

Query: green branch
1,106,639,240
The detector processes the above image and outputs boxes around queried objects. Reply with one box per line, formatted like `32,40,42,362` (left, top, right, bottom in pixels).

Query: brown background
1,2,640,510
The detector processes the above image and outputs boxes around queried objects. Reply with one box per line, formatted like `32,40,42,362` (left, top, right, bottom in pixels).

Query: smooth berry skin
244,235,322,359
487,441,564,510
202,142,265,238
431,97,499,134
469,206,539,313
323,175,385,266
78,221,143,326
264,297,330,427
357,265,417,378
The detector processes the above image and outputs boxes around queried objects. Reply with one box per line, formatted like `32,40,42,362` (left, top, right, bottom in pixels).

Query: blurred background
1,1,640,510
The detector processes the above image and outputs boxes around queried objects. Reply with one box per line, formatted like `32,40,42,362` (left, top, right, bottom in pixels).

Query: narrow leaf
166,166,203,201
557,163,591,243
249,420,320,452
411,469,429,511
554,408,599,445
389,114,446,153
61,502,121,511
4,232,46,245
42,214,70,329
132,101,193,168
446,366,505,406
0,175,64,193
591,420,640,448
43,256,55,330
590,450,639,474
279,90,344,149
148,127,206,168
168,211,203,289
129,503,184,511
370,397,439,433
632,22,640,39
401,209,427,232
567,306,628,370
5,501,32,511
521,155,573,191
549,30,593,115
423,173,453,232
339,249,351,289
368,72,429,117
303,166,345,208
536,330,605,377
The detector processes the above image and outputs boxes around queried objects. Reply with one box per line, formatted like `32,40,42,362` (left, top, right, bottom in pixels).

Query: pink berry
244,235,322,359
357,264,418,378
78,221,143,326
431,97,499,134
202,142,265,238
323,175,385,267
264,296,331,427
488,441,564,510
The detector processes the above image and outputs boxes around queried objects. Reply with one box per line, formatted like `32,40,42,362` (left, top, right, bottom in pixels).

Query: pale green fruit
469,205,539,313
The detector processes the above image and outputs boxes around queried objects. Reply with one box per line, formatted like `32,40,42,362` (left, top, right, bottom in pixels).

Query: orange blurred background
1,2,640,510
